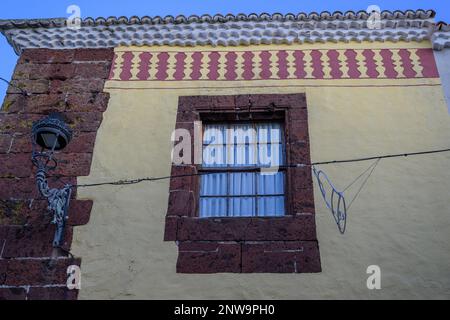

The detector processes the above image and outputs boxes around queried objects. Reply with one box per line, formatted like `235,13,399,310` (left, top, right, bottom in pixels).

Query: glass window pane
200,173,227,196
258,142,284,167
203,124,226,167
257,123,282,144
257,196,285,216
200,197,227,217
226,123,257,167
203,144,226,168
203,124,226,145
229,197,255,217
229,172,255,195
227,123,256,146
257,123,283,167
257,172,284,195
228,143,258,167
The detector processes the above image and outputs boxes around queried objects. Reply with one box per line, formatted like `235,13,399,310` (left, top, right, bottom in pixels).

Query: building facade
0,9,450,299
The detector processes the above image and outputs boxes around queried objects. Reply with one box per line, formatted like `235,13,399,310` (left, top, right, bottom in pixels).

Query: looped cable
313,166,347,234
313,158,381,234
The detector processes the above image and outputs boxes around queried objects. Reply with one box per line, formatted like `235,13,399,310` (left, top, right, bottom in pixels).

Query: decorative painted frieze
109,48,439,81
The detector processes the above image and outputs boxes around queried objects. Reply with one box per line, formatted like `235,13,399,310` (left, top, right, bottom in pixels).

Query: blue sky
1,0,449,101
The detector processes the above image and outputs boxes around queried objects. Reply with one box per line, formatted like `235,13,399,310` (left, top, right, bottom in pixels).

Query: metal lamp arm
35,166,72,247
36,167,53,198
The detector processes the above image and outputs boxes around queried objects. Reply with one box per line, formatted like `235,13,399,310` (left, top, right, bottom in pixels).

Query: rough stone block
177,242,241,273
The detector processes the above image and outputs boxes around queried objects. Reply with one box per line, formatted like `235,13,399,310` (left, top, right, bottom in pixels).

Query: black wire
342,158,381,192
0,77,28,96
75,173,204,188
346,158,381,210
311,148,450,166
73,147,450,189
55,245,75,260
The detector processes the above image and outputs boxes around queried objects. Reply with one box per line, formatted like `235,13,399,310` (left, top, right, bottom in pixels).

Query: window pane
257,196,285,216
229,172,255,195
203,124,226,145
228,143,258,167
200,197,227,217
227,123,256,146
203,125,226,167
200,173,227,196
229,197,255,217
257,123,282,144
257,123,283,167
203,144,226,167
257,172,284,195
258,142,284,167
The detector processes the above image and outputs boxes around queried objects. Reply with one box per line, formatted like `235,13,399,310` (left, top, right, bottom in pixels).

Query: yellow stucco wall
72,41,450,299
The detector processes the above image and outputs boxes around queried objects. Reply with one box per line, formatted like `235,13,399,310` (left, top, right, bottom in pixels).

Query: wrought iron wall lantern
31,113,73,247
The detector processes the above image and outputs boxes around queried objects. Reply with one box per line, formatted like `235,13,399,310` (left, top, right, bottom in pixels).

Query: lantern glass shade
38,132,62,150
32,113,72,151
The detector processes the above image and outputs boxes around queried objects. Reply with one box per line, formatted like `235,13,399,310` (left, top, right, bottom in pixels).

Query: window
165,94,321,274
199,122,286,217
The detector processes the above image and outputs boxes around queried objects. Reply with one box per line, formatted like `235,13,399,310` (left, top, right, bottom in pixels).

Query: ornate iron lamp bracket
35,165,72,247
31,113,73,248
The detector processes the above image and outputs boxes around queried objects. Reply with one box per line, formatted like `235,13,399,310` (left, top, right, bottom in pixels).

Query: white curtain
203,123,284,168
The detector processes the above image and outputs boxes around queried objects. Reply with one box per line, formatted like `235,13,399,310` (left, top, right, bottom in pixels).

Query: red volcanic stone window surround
0,48,114,300
164,94,321,273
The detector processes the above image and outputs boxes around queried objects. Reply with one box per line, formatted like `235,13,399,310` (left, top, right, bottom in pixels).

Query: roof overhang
1,9,449,55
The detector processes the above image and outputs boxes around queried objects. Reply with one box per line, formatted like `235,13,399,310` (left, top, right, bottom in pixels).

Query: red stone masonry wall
0,48,114,300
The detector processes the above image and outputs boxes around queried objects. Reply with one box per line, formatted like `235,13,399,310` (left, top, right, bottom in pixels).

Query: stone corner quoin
0,48,114,300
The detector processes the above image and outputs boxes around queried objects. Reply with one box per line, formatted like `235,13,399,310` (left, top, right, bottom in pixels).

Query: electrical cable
310,148,450,166
346,158,381,210
0,77,29,96
342,159,381,192
73,147,450,189
72,147,450,234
